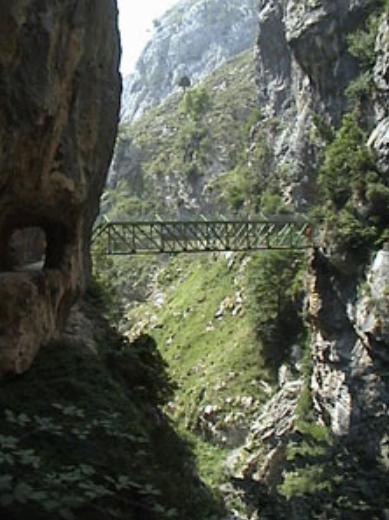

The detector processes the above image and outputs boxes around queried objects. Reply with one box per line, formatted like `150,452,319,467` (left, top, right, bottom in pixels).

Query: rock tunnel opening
2,219,71,273
7,227,47,272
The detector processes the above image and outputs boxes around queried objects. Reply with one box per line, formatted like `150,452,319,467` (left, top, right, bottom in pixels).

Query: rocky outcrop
306,10,389,452
253,0,372,209
308,245,389,452
369,12,389,175
121,0,258,122
230,380,302,486
0,0,121,376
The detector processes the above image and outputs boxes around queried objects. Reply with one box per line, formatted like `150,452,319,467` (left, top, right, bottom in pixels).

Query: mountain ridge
121,0,258,123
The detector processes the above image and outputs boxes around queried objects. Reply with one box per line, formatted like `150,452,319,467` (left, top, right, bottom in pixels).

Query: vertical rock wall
254,2,388,450
254,0,369,208
0,0,121,375
308,11,389,454
229,5,388,511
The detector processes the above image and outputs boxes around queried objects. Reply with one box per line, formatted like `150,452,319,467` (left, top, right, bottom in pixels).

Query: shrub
180,88,211,121
366,183,389,217
345,71,374,102
346,6,385,102
246,251,306,372
317,112,389,258
260,191,291,216
347,12,382,70
318,113,373,209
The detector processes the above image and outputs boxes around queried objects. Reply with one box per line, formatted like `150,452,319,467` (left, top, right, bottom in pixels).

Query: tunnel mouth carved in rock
1,213,72,273
7,227,48,272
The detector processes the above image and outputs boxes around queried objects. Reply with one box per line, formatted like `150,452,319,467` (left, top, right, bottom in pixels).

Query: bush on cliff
246,251,306,373
317,112,389,261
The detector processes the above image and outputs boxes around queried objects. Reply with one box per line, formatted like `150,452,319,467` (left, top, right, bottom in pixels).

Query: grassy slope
125,253,277,490
97,48,302,497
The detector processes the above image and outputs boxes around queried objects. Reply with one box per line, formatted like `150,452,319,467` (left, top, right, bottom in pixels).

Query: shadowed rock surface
0,0,121,376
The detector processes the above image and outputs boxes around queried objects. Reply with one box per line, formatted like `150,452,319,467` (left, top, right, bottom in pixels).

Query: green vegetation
210,113,278,215
127,254,275,440
212,165,253,212
317,112,389,263
346,5,386,102
0,300,224,520
107,49,258,219
178,75,191,92
246,251,306,373
347,15,380,70
179,87,211,121
345,70,374,101
276,419,388,519
294,336,314,423
279,422,334,501
319,113,373,208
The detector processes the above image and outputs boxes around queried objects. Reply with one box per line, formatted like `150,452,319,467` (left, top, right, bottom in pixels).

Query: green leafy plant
317,112,389,260
0,332,225,520
180,87,211,122
246,251,306,372
345,5,385,102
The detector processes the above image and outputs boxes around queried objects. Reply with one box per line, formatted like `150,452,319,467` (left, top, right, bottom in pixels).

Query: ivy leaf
0,493,14,506
42,498,61,512
0,475,13,491
17,449,41,468
14,482,34,503
59,508,76,520
0,435,18,449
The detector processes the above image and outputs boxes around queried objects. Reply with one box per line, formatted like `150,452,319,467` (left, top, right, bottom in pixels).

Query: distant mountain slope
107,49,259,219
121,0,258,122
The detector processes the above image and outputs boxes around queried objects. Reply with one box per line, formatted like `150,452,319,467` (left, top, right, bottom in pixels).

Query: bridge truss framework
92,220,313,255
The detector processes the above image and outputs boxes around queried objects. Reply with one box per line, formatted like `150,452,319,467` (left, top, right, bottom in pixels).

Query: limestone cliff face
121,0,258,122
369,12,389,175
308,247,389,453
226,3,388,509
253,0,371,209
251,0,388,460
0,0,121,376
307,11,389,452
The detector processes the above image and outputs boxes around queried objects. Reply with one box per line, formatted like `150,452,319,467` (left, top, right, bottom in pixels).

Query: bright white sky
117,0,180,76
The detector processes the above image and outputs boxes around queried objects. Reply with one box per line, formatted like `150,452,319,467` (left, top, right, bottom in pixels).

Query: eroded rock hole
7,227,47,271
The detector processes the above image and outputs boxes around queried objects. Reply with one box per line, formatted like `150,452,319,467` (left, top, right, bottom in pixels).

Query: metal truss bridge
92,219,313,255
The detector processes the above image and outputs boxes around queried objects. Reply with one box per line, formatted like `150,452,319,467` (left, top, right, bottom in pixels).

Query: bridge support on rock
92,220,313,255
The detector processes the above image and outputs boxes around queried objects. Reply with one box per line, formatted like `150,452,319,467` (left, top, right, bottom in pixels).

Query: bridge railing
92,219,314,255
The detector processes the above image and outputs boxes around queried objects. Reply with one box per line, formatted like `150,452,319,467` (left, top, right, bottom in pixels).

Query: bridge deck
92,220,313,255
